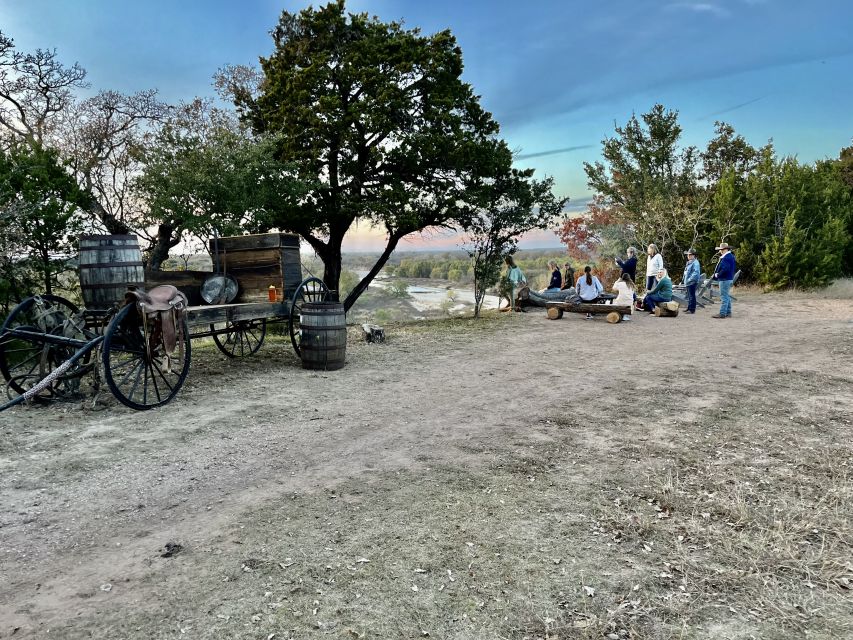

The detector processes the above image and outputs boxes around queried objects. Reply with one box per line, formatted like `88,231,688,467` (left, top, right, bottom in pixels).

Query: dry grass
736,277,853,300
54,368,852,639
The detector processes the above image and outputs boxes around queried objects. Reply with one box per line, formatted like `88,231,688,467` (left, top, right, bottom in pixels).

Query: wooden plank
546,302,632,315
212,232,300,252
185,301,289,327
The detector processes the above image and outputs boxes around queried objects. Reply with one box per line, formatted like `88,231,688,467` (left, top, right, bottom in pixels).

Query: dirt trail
1,292,851,638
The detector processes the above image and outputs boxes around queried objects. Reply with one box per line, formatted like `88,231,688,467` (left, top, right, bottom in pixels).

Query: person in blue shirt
682,248,701,314
712,242,737,318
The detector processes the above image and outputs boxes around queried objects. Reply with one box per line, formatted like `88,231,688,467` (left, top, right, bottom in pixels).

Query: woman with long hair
645,244,664,292
541,260,562,292
612,272,635,321
576,265,604,318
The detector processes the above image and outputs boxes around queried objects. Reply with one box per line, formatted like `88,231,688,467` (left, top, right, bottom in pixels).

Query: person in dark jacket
542,260,562,292
712,242,737,318
616,247,638,281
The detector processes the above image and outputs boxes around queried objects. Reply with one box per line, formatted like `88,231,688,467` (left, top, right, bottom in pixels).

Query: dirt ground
1,290,851,639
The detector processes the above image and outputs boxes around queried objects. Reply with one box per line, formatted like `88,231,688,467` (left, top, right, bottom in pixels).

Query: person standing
502,255,527,312
712,242,736,319
645,244,664,292
616,247,638,281
682,248,701,314
642,269,673,313
561,262,575,291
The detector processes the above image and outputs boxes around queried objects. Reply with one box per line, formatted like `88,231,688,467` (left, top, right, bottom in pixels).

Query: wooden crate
209,233,302,303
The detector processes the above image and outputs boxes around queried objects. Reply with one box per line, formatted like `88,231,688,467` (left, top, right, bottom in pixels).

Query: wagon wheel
0,295,92,402
102,303,191,410
211,319,266,358
289,277,330,357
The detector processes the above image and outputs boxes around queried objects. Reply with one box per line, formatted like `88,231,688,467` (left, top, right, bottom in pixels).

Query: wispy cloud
666,3,732,18
515,145,595,160
697,95,767,120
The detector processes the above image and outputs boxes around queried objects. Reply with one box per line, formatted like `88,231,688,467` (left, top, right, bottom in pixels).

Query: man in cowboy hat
682,248,701,314
711,242,736,318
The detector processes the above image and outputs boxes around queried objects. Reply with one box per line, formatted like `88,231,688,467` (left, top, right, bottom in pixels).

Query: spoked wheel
289,277,330,357
102,303,191,410
211,319,266,358
0,295,92,402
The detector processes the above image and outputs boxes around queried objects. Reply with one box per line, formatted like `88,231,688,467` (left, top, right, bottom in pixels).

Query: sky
2,0,852,252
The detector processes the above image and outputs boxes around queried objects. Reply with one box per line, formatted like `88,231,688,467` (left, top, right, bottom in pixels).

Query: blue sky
2,0,852,250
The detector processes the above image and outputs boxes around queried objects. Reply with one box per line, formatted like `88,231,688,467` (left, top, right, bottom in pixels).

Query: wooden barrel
78,235,145,310
300,302,346,371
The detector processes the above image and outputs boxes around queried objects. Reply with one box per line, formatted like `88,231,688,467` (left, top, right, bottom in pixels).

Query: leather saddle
124,285,188,355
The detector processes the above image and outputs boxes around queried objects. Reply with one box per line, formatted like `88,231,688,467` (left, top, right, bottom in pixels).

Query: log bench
546,302,633,323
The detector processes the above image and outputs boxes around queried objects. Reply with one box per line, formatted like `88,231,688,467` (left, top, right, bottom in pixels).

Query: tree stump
653,301,679,317
606,311,622,324
546,307,563,320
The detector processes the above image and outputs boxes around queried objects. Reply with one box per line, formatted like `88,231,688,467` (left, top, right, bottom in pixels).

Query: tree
236,1,510,311
0,142,85,295
463,162,567,317
701,121,758,184
135,100,307,269
581,104,702,273
0,31,165,236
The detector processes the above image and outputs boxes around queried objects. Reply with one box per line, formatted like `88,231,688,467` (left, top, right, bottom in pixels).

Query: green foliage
136,100,307,269
387,280,411,299
580,106,852,290
0,143,85,298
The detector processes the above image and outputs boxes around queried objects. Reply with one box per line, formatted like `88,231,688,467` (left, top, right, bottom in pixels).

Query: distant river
355,272,501,311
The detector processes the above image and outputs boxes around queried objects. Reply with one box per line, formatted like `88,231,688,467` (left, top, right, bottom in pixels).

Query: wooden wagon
0,233,331,411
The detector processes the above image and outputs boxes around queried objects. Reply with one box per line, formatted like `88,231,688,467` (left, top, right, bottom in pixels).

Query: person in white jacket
645,244,664,292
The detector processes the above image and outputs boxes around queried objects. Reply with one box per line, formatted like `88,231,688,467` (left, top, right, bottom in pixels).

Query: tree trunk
41,247,52,295
343,231,403,312
85,196,131,235
653,303,679,317
147,223,180,271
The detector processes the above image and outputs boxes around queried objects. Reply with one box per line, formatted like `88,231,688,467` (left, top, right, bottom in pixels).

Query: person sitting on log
642,269,673,313
561,262,576,291
612,273,635,322
541,260,562,293
576,266,604,319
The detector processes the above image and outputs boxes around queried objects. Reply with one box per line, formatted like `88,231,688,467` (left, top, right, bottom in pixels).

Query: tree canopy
236,1,520,310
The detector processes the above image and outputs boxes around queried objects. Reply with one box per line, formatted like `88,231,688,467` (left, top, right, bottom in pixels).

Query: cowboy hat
684,248,696,255
715,242,731,251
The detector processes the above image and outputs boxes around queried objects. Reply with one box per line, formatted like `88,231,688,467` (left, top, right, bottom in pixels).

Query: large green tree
582,104,702,264
237,1,512,310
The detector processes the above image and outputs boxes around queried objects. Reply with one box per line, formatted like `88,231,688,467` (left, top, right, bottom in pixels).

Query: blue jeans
644,293,668,312
719,279,733,316
686,283,697,312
